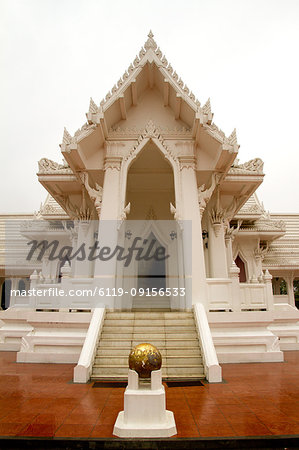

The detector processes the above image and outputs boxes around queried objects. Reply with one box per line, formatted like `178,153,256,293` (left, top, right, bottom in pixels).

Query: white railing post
264,270,274,311
73,307,105,383
193,302,222,382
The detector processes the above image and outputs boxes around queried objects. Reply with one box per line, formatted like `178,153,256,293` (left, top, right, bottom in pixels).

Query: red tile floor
0,351,298,439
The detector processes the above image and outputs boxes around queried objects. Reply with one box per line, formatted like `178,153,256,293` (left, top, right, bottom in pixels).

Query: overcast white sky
0,0,298,213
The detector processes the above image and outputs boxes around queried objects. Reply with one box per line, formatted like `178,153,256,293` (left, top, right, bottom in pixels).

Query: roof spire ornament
202,98,211,115
228,128,238,145
144,30,157,51
62,127,72,145
89,97,99,114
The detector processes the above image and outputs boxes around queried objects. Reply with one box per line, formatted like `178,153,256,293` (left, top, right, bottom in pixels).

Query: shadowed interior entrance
137,232,166,291
125,141,175,309
126,141,175,221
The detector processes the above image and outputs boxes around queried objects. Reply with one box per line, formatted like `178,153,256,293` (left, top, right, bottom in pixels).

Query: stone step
105,312,135,319
92,365,204,377
92,366,134,376
91,373,205,380
94,355,203,366
132,300,171,309
105,312,193,320
163,312,193,319
93,310,204,380
103,318,195,326
101,332,198,339
166,366,205,376
104,319,135,326
99,338,199,348
96,347,200,356
102,325,196,333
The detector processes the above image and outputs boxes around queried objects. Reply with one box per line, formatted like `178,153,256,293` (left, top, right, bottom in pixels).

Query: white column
208,219,228,278
225,234,233,271
73,221,94,278
178,154,207,308
285,274,295,307
229,263,241,312
94,150,122,304
264,269,274,311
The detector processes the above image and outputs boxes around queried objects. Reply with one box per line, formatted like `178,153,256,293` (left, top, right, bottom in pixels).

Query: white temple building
0,32,298,383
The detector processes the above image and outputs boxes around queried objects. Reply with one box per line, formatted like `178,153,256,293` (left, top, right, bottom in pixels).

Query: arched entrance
117,141,182,310
125,140,175,221
235,254,247,283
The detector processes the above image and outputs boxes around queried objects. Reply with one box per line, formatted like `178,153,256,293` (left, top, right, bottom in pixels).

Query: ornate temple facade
0,32,298,381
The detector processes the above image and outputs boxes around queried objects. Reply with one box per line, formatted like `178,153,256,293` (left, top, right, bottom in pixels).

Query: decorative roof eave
241,217,286,231
201,124,239,151
87,32,239,144
224,174,265,184
234,212,263,220
59,123,98,153
97,31,201,114
57,31,239,154
37,158,85,189
263,260,299,268
107,124,192,140
238,229,286,236
234,193,264,219
37,158,73,175
34,194,69,220
228,158,264,175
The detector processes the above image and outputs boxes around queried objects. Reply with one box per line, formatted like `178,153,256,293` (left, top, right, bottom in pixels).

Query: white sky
0,0,298,213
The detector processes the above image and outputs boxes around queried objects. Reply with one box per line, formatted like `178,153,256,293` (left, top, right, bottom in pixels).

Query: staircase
132,295,171,310
91,311,205,380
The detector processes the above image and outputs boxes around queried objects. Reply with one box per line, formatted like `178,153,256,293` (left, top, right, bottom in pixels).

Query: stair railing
193,303,222,382
73,307,105,383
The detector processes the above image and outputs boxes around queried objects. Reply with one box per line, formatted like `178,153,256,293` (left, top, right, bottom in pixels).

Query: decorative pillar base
113,369,177,438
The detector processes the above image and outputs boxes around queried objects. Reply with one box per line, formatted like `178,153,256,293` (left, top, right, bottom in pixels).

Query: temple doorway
119,140,181,310
235,254,247,282
137,232,166,291
125,141,175,221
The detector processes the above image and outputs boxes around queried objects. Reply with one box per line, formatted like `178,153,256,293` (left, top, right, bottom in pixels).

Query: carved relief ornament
79,172,103,216
125,120,176,163
38,158,72,174
198,173,220,216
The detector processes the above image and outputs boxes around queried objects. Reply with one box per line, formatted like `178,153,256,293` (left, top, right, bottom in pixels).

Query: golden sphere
128,343,162,378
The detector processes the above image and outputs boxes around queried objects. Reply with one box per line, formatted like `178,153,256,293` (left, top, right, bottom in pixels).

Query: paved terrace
0,351,298,446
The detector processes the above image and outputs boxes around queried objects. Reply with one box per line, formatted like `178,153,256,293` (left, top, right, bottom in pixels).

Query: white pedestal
113,369,177,438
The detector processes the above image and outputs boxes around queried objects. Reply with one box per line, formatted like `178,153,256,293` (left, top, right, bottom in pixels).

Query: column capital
209,207,225,237
104,156,122,171
104,141,124,171
178,155,196,171
176,140,196,170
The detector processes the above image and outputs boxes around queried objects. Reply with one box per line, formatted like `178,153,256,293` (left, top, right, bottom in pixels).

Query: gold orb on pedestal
128,343,162,378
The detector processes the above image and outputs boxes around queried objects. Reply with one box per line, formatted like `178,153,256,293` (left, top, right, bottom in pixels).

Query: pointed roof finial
144,30,157,51
62,127,72,145
89,97,99,114
202,98,211,115
228,128,238,145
